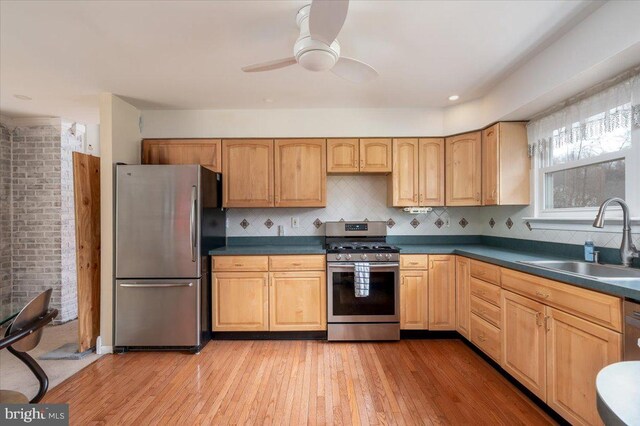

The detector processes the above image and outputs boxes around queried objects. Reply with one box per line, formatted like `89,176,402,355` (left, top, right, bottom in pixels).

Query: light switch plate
291,217,299,228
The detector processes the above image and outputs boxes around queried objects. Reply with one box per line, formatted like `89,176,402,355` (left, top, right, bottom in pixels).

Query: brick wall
0,125,11,318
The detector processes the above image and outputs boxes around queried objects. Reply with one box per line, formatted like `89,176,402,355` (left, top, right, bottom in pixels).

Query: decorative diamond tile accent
434,218,444,229
525,221,533,231
313,218,323,229
387,218,395,228
506,217,514,229
263,219,274,229
364,218,369,222
339,218,345,222
489,218,495,228
240,219,250,229
410,218,420,228
459,218,468,228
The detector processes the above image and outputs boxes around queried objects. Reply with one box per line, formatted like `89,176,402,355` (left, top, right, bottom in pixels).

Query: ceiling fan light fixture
298,49,337,72
449,95,460,101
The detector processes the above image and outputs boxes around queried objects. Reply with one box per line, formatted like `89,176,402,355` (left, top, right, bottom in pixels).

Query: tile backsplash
227,175,640,250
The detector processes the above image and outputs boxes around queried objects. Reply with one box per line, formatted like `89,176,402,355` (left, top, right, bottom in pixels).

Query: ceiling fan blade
242,57,297,72
331,57,378,83
309,0,349,46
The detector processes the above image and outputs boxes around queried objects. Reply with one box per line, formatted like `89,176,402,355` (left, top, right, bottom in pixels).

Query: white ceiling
0,0,601,123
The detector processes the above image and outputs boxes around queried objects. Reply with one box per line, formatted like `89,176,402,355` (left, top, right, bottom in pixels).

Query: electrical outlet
445,216,450,227
291,217,299,228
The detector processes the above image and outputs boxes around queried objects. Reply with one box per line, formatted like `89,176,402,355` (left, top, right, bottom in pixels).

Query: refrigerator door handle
190,185,197,262
119,282,194,288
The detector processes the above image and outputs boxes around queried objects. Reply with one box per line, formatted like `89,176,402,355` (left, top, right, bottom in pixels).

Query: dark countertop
209,243,640,300
596,361,640,426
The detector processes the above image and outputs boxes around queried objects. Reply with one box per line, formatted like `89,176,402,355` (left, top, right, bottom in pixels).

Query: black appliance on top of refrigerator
114,165,225,353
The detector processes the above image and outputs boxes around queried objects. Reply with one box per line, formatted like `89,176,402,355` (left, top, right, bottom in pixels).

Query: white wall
99,94,140,351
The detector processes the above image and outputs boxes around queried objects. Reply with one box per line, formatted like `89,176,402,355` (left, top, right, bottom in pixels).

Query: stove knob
345,253,352,260
335,254,342,260
361,254,368,260
375,253,383,260
385,253,392,260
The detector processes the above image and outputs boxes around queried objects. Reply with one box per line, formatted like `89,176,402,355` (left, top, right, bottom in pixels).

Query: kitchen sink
518,260,640,281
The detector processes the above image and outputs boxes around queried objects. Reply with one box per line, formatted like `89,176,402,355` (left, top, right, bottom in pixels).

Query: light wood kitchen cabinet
482,122,530,205
419,138,445,206
428,255,456,330
360,138,392,172
470,313,502,363
389,138,419,206
141,139,222,173
213,272,269,331
445,131,482,206
455,256,470,338
274,139,326,207
222,139,274,208
269,271,326,331
400,270,428,330
501,290,547,400
546,307,621,426
327,139,359,173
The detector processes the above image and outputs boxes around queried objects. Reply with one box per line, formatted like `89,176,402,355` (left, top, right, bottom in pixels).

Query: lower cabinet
213,272,269,331
428,255,456,330
400,270,428,330
269,271,326,331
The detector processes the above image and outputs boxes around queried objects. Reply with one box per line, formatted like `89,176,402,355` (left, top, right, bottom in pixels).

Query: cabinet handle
292,263,302,266
478,333,486,342
476,270,485,276
473,289,486,296
545,316,551,332
401,276,405,285
409,261,418,265
234,263,244,267
536,312,543,327
430,260,434,269
535,291,550,299
475,192,480,201
414,194,418,203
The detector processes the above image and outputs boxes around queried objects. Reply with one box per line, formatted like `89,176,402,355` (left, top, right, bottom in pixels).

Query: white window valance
527,70,640,157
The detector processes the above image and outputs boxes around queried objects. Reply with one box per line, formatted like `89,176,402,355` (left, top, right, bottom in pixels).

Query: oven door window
331,270,396,316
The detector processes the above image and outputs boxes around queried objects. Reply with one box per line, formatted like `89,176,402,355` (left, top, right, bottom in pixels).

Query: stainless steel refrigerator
114,165,225,352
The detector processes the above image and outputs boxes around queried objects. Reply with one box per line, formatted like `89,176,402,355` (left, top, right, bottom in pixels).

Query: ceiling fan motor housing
294,4,340,72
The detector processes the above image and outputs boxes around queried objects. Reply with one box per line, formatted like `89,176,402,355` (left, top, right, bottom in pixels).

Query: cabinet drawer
470,260,500,285
400,255,429,270
470,313,501,363
470,295,501,328
470,277,501,307
212,256,269,272
269,255,326,271
501,268,622,332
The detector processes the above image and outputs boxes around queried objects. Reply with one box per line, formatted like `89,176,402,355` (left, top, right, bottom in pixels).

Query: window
529,73,640,221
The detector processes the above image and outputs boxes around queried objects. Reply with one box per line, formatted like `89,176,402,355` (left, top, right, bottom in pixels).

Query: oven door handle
328,262,399,268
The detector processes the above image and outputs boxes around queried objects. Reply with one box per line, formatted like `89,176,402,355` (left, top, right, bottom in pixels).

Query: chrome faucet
593,197,639,267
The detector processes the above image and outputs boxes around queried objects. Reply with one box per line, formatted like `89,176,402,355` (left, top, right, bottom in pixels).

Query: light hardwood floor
43,339,555,425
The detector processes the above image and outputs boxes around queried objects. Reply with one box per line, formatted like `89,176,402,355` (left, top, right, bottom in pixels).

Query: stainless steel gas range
325,221,400,341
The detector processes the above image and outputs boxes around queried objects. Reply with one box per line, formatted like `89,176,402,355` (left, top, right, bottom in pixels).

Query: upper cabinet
445,131,482,206
388,138,445,207
482,122,530,205
360,138,392,172
327,139,359,173
142,139,222,172
222,139,274,208
274,139,326,207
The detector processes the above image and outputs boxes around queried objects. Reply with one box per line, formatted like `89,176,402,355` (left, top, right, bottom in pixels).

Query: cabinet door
222,140,274,207
327,139,359,173
400,270,428,330
213,272,269,331
389,138,419,207
360,138,392,172
428,255,456,330
482,125,499,205
455,256,471,338
274,139,326,207
419,138,445,206
142,139,222,173
269,271,326,331
501,290,547,400
546,307,621,426
445,132,481,206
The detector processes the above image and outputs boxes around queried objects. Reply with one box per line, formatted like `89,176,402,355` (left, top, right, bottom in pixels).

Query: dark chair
0,289,58,403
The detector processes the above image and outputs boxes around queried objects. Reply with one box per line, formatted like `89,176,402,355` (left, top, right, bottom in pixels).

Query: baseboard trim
211,331,327,340
400,330,460,339
96,336,113,354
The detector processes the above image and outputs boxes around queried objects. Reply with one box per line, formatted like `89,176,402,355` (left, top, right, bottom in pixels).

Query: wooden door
428,255,456,330
445,132,481,206
269,271,326,331
501,290,547,400
389,138,419,207
222,139,273,207
327,139,359,173
546,307,621,426
213,272,269,331
142,139,222,173
360,138,392,172
482,125,499,205
400,270,428,330
455,256,470,338
419,138,445,206
274,139,326,207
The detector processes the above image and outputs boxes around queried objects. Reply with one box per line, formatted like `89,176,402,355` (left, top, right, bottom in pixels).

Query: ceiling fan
242,0,378,83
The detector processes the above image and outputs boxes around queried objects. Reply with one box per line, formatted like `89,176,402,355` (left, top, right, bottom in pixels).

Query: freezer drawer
115,279,201,347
